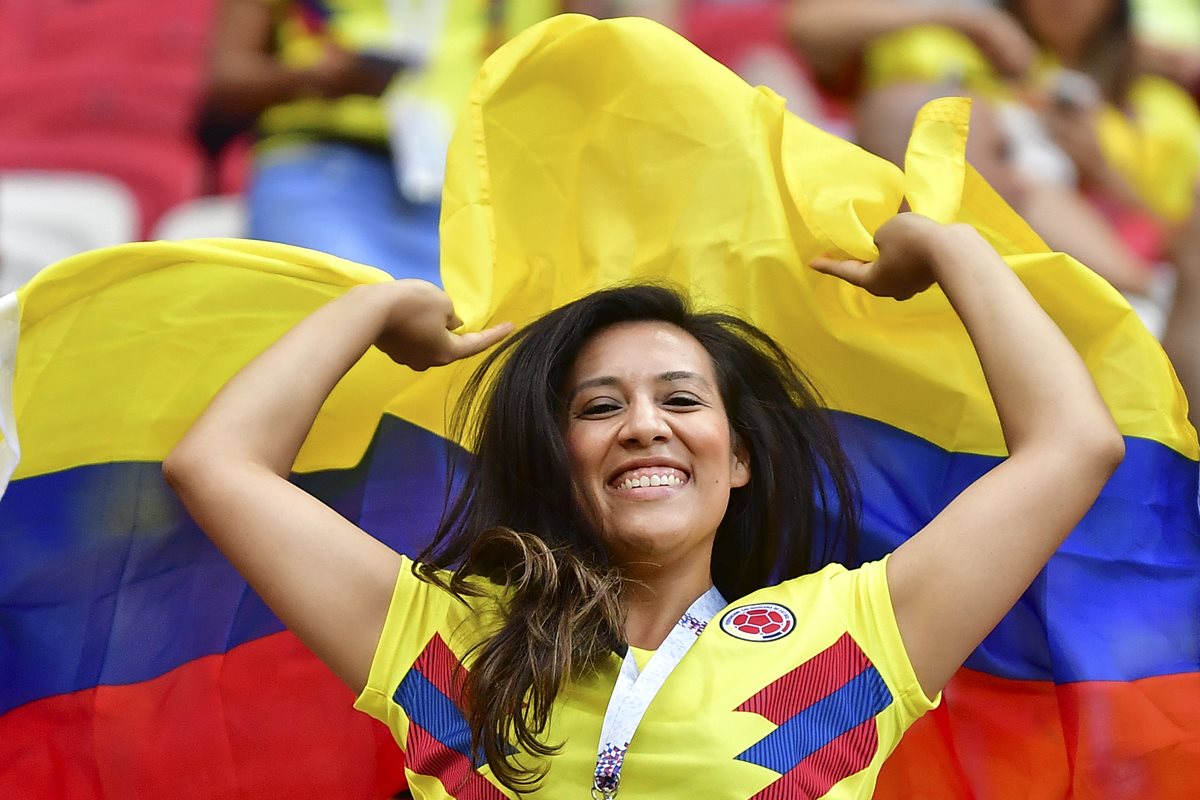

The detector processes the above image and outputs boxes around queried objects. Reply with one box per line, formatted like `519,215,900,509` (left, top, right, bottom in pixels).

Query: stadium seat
0,171,138,293
0,62,201,140
29,0,217,67
152,195,247,241
0,135,206,237
0,2,38,65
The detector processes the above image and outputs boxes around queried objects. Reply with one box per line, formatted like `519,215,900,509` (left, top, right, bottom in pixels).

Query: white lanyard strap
592,587,727,799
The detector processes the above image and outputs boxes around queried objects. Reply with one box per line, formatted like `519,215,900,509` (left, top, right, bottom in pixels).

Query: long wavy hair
415,284,860,792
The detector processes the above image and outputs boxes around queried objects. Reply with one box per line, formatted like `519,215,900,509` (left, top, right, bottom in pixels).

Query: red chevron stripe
413,633,465,701
407,723,506,800
749,718,878,800
737,633,870,725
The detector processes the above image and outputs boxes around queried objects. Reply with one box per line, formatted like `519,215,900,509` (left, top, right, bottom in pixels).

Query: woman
163,212,1124,798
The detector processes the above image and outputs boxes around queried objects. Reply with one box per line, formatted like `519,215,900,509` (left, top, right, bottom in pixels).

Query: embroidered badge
719,603,795,642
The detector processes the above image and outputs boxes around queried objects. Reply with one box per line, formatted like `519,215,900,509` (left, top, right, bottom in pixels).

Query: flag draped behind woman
1,14,1196,799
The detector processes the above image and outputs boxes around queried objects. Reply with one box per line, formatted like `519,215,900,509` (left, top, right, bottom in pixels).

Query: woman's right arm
162,280,511,692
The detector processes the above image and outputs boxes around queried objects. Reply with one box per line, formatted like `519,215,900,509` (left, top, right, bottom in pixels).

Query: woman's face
563,321,750,574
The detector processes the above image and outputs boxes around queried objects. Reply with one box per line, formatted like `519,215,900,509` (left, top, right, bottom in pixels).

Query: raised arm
812,214,1125,698
162,280,510,691
787,0,1037,87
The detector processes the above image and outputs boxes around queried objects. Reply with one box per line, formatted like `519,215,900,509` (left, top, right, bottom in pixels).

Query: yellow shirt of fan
256,0,558,148
355,556,937,799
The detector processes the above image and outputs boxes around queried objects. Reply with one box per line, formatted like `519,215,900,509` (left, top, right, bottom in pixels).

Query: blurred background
3,3,1200,798
4,0,1200,331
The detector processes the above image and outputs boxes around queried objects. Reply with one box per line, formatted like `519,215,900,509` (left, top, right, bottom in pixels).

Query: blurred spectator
787,0,1037,93
204,0,558,281
787,1,1159,295
844,0,1200,245
1132,0,1200,92
855,81,1154,296
1004,0,1200,234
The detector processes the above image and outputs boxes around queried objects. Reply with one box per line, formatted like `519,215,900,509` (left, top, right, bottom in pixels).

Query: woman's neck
622,563,715,649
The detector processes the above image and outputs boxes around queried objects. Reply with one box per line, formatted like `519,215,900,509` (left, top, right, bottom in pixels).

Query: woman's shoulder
723,558,896,640
735,558,884,602
395,555,508,612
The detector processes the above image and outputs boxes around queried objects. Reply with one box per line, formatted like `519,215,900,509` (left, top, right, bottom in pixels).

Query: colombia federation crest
720,603,795,642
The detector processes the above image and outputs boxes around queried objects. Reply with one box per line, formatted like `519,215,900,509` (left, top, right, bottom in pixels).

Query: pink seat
0,2,39,66
29,0,218,68
0,135,206,237
0,62,202,141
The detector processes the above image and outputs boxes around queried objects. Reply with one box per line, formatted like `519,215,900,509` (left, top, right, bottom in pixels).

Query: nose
620,397,671,447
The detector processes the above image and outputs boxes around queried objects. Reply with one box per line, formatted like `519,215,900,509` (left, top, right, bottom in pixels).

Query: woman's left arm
813,214,1125,699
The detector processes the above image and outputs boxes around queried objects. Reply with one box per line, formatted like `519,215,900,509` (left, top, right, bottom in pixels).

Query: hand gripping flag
1,14,1197,799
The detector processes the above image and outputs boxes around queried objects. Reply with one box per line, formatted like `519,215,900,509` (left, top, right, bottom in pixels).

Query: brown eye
664,395,701,407
581,401,621,417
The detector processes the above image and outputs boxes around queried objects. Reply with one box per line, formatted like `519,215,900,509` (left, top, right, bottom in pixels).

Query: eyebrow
569,371,712,399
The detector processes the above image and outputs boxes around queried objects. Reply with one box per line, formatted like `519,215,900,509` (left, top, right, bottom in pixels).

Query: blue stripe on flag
2,411,1196,716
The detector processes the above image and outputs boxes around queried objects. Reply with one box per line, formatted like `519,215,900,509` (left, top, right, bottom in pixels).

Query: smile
610,467,689,492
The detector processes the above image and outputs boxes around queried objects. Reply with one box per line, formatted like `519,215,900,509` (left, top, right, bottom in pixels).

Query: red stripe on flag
736,633,870,725
876,668,1200,800
407,723,506,800
0,631,405,799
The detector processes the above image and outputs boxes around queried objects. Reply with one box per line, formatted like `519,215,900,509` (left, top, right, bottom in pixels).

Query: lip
606,456,691,488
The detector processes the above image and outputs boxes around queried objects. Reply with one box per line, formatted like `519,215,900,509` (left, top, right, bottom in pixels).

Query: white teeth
615,472,684,490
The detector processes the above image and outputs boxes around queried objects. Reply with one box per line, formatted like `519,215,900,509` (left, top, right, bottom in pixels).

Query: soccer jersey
355,555,937,798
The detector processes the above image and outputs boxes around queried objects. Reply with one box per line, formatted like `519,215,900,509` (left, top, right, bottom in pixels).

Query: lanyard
592,587,727,799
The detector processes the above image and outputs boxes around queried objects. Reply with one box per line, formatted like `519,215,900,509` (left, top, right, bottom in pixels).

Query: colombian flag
2,15,1197,798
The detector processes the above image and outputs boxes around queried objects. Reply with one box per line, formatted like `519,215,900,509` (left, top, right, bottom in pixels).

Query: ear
731,443,751,488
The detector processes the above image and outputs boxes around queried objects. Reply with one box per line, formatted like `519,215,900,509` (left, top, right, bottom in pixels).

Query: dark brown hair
416,284,859,792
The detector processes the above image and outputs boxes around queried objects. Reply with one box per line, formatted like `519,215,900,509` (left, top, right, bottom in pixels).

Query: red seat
0,134,206,237
29,0,218,68
0,62,202,140
0,1,39,66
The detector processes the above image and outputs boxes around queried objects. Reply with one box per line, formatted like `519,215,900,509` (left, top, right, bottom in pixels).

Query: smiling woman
406,285,860,790
164,205,1123,799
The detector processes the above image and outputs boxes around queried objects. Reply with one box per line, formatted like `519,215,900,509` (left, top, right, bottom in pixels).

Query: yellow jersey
355,555,937,798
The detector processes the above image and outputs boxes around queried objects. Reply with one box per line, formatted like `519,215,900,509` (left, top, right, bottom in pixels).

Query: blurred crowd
4,0,1200,423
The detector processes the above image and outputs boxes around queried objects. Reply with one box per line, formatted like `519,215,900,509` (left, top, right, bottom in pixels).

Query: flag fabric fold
1,14,1196,799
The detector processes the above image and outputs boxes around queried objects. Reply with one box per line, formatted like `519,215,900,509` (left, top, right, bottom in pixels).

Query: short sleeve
353,556,473,743
828,556,941,721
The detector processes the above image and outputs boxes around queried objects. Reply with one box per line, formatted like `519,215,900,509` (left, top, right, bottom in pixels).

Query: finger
810,257,874,286
449,321,515,359
447,313,464,330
